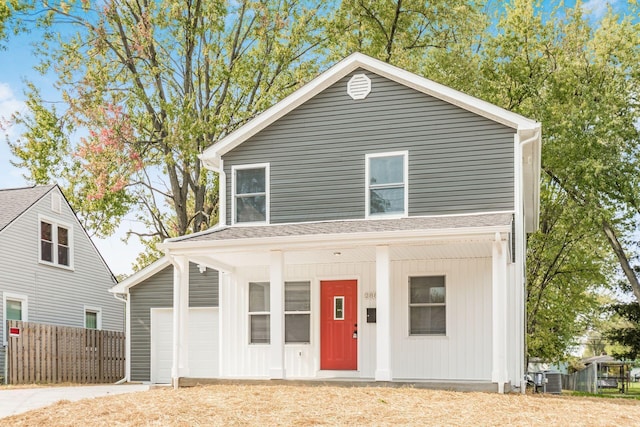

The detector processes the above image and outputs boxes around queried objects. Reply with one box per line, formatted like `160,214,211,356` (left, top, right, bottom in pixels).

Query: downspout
112,292,130,384
516,128,540,394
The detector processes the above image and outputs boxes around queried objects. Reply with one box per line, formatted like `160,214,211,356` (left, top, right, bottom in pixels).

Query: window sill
38,260,74,271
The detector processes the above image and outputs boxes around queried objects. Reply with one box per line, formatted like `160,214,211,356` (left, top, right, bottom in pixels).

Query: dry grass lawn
3,384,640,426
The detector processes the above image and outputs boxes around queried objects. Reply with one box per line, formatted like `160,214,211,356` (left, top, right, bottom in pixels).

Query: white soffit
347,73,371,100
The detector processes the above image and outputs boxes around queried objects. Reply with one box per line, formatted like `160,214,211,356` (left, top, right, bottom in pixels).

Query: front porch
161,214,521,393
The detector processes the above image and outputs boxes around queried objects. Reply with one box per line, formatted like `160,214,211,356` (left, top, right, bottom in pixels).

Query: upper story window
39,216,73,268
233,164,269,224
366,152,408,217
409,276,446,336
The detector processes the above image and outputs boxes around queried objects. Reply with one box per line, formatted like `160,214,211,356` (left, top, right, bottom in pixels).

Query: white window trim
248,282,270,345
231,163,270,225
284,281,311,344
38,214,74,270
408,275,447,337
3,292,28,345
365,151,409,219
333,296,345,320
84,305,103,330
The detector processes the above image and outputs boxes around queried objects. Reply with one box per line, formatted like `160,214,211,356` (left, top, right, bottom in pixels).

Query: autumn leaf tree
9,0,331,268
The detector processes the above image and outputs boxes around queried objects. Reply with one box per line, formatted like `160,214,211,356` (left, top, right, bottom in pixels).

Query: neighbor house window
366,152,408,217
233,164,269,224
85,307,102,330
249,282,270,344
409,276,446,335
285,281,311,344
3,293,28,344
40,217,72,268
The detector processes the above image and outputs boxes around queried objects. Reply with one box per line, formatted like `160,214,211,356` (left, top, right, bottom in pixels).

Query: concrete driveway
0,384,150,419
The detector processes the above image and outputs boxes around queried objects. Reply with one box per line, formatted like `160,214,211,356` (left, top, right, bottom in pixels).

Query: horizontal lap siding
223,70,515,224
129,263,218,382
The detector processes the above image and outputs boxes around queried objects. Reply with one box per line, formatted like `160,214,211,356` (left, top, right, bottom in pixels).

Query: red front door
320,280,358,370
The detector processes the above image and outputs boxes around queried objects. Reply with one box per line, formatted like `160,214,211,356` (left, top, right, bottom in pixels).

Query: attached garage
151,307,219,384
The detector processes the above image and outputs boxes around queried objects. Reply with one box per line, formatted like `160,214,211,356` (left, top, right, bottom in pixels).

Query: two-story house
111,53,541,393
0,185,124,379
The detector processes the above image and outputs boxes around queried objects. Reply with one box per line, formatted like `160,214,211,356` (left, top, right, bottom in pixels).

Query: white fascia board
160,224,512,255
199,52,540,170
109,256,171,294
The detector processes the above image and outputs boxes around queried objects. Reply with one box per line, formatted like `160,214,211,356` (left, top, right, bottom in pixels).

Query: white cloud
0,82,25,137
582,0,617,20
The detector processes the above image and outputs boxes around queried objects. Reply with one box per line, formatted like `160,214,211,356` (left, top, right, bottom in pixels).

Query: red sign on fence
9,327,20,337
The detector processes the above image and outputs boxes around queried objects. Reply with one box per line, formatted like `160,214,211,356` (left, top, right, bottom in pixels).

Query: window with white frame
285,281,310,344
249,282,270,344
40,217,72,268
233,164,269,224
3,293,28,343
409,276,446,335
366,152,407,217
85,307,102,330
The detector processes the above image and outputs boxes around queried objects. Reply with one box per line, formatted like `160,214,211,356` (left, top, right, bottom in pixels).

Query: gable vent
51,192,62,214
347,74,371,100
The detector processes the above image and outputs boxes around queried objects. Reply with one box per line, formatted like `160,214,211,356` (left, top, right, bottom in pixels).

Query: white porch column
492,233,508,393
269,250,285,379
171,255,190,388
375,245,392,381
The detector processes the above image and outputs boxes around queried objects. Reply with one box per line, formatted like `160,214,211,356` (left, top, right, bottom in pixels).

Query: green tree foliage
8,0,331,268
606,302,640,360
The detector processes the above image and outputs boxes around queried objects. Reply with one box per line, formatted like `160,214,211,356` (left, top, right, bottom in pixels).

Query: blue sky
0,0,630,276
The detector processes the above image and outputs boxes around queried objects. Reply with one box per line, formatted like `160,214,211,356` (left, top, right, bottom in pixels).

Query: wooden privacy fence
6,320,125,384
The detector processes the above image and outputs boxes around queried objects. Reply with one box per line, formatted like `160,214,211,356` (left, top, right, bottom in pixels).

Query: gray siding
129,263,218,382
224,70,515,224
0,187,123,379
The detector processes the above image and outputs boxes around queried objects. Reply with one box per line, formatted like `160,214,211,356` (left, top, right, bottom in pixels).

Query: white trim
365,151,409,219
3,292,28,345
375,246,392,381
219,159,227,226
200,53,540,170
150,307,172,384
231,163,270,225
38,214,74,270
84,305,103,330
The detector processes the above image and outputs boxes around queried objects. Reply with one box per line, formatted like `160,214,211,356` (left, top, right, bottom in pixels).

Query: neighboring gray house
1,185,123,378
110,257,218,383
112,53,541,393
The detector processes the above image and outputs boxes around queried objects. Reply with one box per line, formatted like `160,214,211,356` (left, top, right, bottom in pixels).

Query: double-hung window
366,152,408,217
409,276,446,335
40,217,72,268
285,281,311,344
249,282,270,344
233,164,269,224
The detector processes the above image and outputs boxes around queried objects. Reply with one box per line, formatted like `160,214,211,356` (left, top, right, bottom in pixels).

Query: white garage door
151,307,219,384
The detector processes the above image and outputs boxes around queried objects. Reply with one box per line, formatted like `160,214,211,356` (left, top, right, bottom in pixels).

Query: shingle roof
170,213,513,243
0,185,56,232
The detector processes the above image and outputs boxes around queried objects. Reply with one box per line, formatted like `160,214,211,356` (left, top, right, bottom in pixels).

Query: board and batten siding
0,188,123,378
129,263,218,382
219,255,492,381
223,70,515,224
